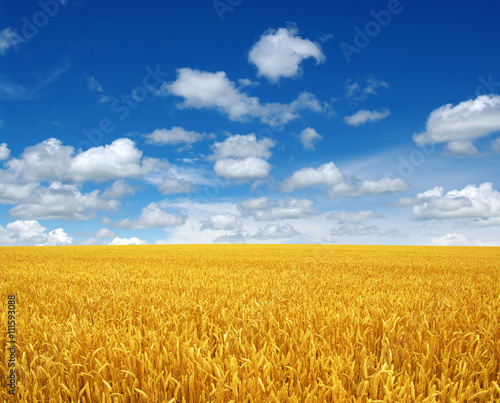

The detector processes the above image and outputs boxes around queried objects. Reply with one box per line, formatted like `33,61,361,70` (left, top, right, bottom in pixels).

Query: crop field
1,245,499,402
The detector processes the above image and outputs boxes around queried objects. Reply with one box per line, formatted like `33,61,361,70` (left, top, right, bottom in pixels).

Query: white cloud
0,220,72,246
0,28,24,55
143,127,205,146
95,228,118,238
158,177,193,195
282,162,344,192
87,76,104,93
344,109,390,126
328,177,411,198
8,182,119,220
298,127,323,150
109,237,147,245
214,231,247,244
252,223,300,240
413,182,500,220
210,134,275,160
201,214,241,231
280,161,410,198
0,182,39,204
327,210,380,223
70,138,160,182
101,179,137,199
0,143,10,160
116,202,185,229
156,68,325,126
238,197,315,221
248,27,325,82
237,78,259,88
358,177,411,195
209,134,275,181
331,223,377,236
214,158,271,180
2,138,161,184
345,77,389,101
412,95,500,155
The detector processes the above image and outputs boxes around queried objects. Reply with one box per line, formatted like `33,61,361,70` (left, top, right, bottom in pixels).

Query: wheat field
1,245,499,402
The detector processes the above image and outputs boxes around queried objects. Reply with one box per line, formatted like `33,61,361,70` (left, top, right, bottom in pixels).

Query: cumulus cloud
201,214,241,231
412,95,500,155
214,231,247,244
109,237,147,245
344,109,390,126
281,162,344,192
248,27,325,82
8,182,119,220
0,143,10,160
70,138,160,182
116,202,185,229
210,134,275,160
412,182,500,220
298,127,323,150
327,210,381,223
252,223,300,240
155,68,325,126
280,161,410,198
0,182,39,204
2,138,161,184
238,197,315,221
143,127,205,146
0,220,72,246
101,179,137,199
328,177,411,198
214,158,271,180
209,134,275,181
345,77,389,102
157,177,193,195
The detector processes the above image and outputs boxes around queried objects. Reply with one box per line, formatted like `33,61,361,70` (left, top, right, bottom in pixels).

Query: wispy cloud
0,28,25,55
0,61,70,100
344,109,390,126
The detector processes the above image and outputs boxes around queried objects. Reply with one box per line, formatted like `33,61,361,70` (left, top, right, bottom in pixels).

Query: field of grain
1,245,499,402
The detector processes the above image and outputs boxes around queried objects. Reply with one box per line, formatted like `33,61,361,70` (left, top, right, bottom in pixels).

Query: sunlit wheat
1,245,499,402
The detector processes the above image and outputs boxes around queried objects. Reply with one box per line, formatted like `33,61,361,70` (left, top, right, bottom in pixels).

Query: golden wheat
1,245,499,402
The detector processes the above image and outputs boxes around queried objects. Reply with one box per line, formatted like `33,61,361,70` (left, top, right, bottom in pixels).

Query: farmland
1,245,499,402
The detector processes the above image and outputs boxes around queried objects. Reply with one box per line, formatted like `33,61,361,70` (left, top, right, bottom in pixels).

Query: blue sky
1,0,500,246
